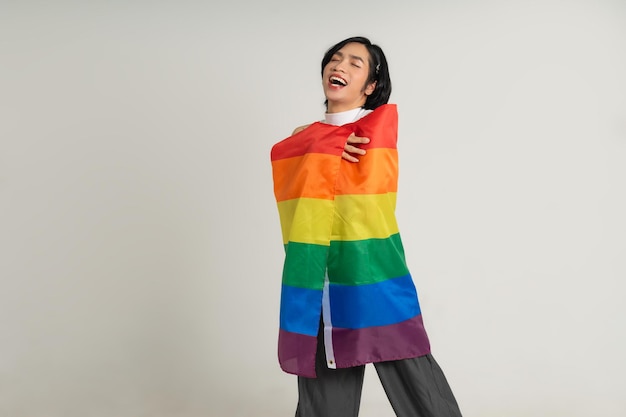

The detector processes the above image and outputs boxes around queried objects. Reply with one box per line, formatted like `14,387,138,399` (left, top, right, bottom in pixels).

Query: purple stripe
332,314,431,369
278,329,318,378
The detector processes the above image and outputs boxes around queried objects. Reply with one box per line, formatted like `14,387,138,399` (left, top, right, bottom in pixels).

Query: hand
342,133,370,162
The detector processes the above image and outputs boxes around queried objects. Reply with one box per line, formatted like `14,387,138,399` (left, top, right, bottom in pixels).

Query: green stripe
281,234,409,289
282,242,328,290
327,233,409,285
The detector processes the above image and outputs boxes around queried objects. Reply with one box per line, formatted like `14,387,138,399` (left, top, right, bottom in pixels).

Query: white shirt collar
323,107,372,126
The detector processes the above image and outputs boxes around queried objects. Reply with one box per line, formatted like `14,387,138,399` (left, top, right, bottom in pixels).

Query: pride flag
271,104,430,378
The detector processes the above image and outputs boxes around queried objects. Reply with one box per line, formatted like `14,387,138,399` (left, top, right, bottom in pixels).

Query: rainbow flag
271,104,430,378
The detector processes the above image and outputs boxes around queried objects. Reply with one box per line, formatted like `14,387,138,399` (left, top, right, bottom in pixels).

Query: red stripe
271,123,348,160
346,104,398,150
270,104,398,161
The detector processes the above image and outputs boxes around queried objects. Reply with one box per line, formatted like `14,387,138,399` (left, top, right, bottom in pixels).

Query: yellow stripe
277,193,398,244
332,193,398,241
278,198,335,245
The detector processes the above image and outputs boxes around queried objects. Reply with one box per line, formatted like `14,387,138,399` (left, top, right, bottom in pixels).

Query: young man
271,36,463,417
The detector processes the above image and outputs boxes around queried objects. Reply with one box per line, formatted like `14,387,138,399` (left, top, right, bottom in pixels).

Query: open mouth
329,76,347,86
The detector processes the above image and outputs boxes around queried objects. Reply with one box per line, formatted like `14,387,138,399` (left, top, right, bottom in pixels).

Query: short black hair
321,36,392,110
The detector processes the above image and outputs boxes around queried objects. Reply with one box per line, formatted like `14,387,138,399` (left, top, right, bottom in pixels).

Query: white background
1,1,625,416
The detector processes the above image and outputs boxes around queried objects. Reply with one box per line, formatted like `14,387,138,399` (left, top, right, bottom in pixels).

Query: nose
331,58,346,73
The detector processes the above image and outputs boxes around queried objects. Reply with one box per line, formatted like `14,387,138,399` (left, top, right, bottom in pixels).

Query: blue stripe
329,274,421,329
279,285,322,336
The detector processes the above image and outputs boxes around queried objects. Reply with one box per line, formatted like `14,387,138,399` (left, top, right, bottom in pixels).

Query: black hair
320,36,392,110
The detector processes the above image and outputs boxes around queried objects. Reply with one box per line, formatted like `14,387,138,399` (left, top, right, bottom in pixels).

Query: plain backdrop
1,1,625,416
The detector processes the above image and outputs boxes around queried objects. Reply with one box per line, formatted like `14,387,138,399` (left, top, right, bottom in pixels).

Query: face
322,42,377,113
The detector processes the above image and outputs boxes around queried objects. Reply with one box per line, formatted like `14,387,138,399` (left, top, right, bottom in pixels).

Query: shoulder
292,124,312,135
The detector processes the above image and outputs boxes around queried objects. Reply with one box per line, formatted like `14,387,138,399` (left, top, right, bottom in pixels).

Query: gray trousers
295,327,462,417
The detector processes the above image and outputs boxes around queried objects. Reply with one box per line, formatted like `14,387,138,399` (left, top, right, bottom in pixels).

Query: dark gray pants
295,328,462,417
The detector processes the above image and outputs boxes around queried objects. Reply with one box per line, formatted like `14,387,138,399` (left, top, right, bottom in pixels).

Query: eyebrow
333,51,365,64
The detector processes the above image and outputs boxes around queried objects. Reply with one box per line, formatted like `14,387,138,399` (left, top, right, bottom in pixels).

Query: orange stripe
272,149,398,202
272,153,340,202
336,148,398,195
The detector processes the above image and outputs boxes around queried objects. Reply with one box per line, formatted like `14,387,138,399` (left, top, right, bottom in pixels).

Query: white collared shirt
322,107,372,126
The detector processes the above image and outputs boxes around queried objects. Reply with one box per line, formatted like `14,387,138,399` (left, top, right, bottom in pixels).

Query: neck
326,98,367,114
327,104,365,114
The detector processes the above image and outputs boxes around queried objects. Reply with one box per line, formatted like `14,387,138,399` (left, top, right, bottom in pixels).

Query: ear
364,81,377,96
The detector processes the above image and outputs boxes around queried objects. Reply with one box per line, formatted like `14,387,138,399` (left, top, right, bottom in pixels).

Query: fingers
342,151,360,163
343,144,364,162
344,144,366,155
343,133,370,163
346,133,370,145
